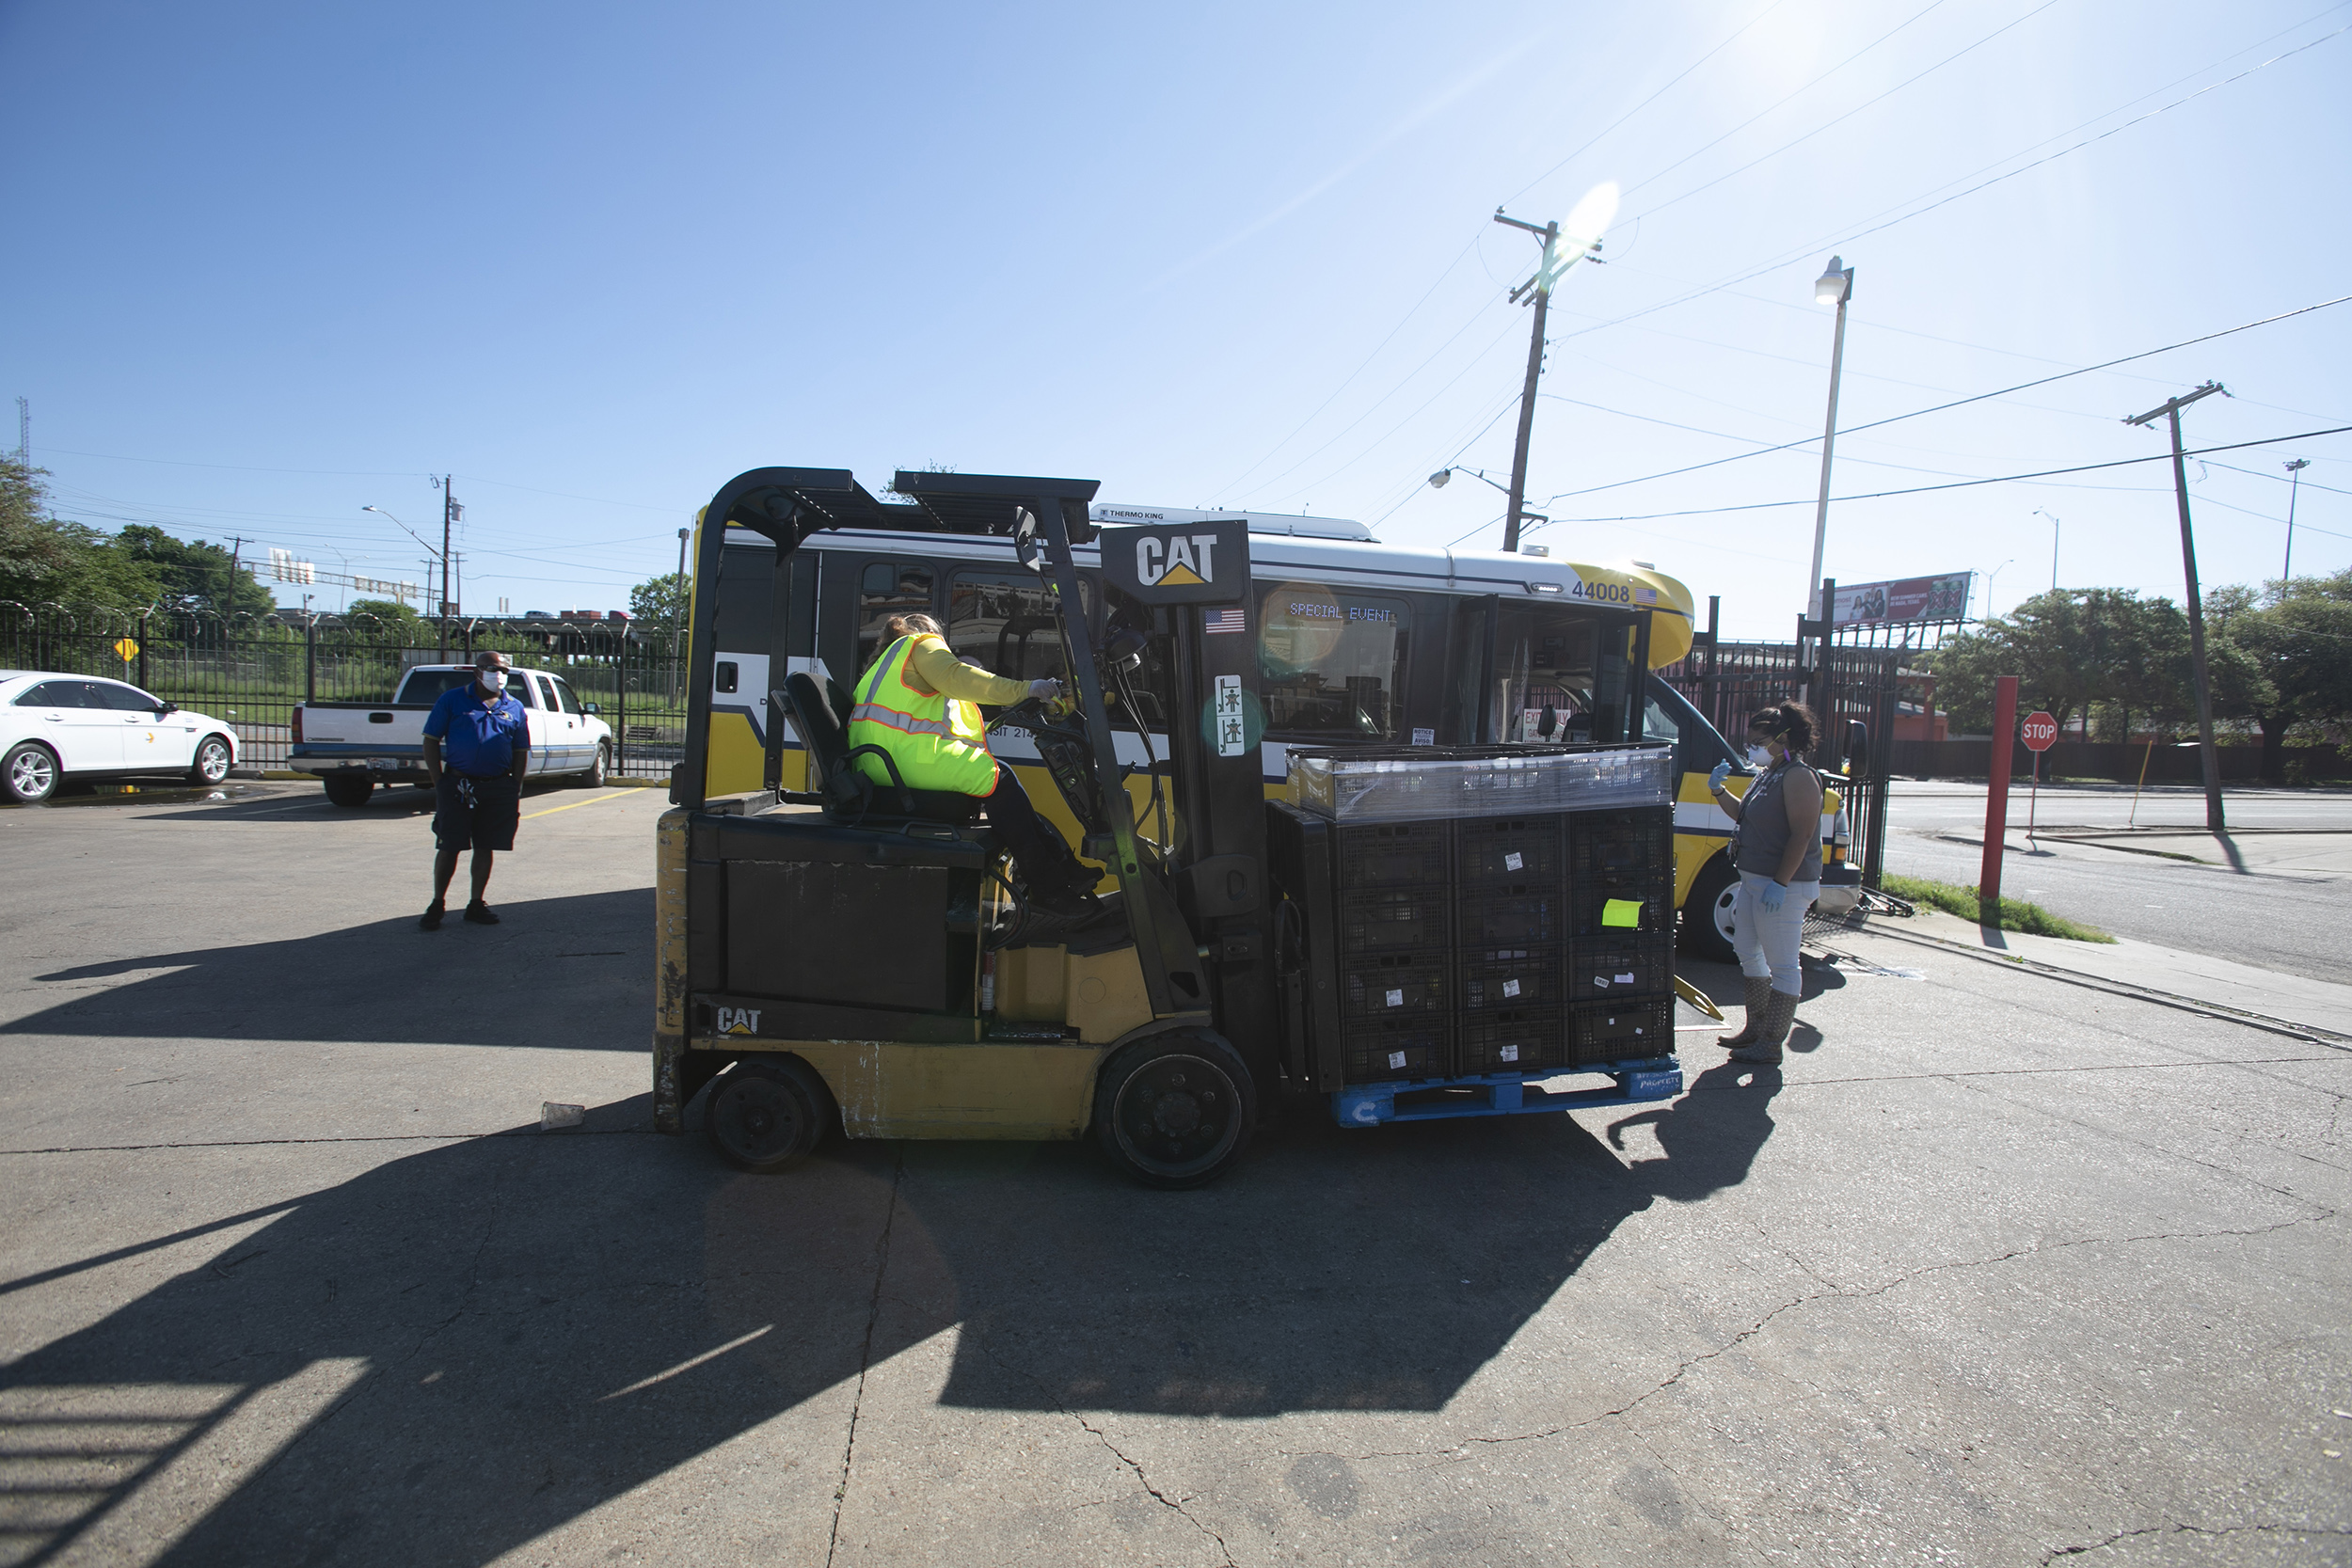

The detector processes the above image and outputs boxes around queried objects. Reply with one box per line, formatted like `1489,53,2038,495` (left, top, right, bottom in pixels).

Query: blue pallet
1331,1057,1682,1128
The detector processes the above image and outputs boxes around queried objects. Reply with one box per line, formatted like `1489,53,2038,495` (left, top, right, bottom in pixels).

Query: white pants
1733,871,1819,998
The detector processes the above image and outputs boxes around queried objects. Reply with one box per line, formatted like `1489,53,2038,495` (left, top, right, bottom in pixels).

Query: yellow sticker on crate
1602,898,1643,928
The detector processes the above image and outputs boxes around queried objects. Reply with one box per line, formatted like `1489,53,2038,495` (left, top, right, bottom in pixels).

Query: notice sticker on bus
1385,988,1404,1008
1412,727,1435,746
1499,1044,1519,1063
1502,978,1521,998
1504,852,1523,872
1387,1051,1407,1070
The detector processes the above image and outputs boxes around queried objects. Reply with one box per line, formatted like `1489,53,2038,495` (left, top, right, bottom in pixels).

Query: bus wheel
1680,853,1740,966
1093,1032,1255,1190
705,1057,831,1174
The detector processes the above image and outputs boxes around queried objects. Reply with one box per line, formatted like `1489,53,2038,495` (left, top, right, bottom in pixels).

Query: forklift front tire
705,1057,830,1174
1092,1032,1255,1191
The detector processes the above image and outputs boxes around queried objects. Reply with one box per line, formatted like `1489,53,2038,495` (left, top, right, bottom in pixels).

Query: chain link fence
1,603,688,779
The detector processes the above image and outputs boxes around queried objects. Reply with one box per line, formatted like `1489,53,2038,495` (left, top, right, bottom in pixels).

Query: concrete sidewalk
1827,904,2352,1042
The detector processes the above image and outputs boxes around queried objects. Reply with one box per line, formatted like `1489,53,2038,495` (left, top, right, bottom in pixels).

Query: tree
2216,570,2352,784
344,597,425,639
630,572,688,633
1931,589,2195,737
115,525,275,617
0,454,164,609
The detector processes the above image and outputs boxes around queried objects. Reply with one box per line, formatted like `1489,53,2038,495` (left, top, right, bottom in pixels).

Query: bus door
1464,600,1649,745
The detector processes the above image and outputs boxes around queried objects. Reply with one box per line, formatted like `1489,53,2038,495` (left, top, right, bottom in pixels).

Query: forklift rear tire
705,1057,830,1174
1092,1032,1255,1191
1679,852,1739,966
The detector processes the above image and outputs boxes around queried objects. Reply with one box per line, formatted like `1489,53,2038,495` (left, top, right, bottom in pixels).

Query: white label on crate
1504,851,1523,872
1387,1050,1408,1069
1411,727,1435,746
1502,978,1521,998
1500,1043,1519,1063
1385,988,1405,1008
1616,972,1636,986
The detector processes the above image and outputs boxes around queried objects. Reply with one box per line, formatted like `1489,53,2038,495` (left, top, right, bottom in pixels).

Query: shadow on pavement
0,1067,1784,1565
7,890,652,1049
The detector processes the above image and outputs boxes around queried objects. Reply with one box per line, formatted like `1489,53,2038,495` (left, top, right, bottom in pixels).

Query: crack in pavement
823,1146,905,1568
1279,1215,2339,1467
870,1289,1237,1567
2042,1521,2352,1561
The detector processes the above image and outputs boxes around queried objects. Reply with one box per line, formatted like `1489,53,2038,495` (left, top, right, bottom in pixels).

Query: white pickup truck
291,664,614,807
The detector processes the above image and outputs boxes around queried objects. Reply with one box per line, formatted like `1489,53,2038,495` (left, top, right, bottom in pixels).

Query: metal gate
1664,637,1901,889
1,603,687,780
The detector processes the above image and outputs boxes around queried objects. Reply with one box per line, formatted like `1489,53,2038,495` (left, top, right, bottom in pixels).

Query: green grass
1879,873,2117,943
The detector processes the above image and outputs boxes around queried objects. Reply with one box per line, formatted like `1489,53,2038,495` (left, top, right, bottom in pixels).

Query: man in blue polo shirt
419,650,531,930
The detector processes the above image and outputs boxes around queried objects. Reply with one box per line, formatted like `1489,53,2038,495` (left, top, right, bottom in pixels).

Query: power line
1209,224,1487,500
1539,16,2352,357
1499,0,1800,207
1629,0,2063,223
1516,424,2352,530
1533,293,2352,504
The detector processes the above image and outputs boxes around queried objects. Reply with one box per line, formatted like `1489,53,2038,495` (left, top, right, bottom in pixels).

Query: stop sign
2021,710,2058,752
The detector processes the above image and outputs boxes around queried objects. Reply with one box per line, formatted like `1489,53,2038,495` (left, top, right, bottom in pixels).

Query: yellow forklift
653,467,1686,1188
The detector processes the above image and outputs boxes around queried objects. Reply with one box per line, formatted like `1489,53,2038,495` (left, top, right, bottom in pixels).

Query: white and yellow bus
689,500,1838,962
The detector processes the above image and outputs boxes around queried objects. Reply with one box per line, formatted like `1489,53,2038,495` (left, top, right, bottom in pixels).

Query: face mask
1748,744,1774,767
479,670,506,692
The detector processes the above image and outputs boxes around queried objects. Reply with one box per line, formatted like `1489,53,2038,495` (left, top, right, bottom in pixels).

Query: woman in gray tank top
1704,701,1824,1065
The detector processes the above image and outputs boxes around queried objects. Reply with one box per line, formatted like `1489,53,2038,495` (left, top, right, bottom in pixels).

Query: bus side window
946,571,1065,687
856,561,938,675
1257,580,1408,741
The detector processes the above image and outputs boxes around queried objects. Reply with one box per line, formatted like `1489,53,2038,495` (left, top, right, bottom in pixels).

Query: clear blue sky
4,0,2345,638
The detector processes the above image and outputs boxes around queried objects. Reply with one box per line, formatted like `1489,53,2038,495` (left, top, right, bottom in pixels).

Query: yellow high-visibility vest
846,635,999,796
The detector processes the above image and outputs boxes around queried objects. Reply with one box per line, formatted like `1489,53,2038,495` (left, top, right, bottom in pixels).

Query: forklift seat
781,672,984,827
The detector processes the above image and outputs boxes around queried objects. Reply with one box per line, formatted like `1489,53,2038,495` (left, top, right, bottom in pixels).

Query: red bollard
1979,674,2019,924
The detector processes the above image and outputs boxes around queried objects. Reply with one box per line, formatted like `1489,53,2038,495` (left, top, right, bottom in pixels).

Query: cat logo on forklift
716,1006,762,1037
1136,534,1219,588
1099,519,1248,606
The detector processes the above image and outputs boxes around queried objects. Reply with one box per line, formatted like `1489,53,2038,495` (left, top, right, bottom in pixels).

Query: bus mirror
1844,720,1869,767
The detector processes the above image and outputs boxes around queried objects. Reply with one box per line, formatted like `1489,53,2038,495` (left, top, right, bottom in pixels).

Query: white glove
1028,678,1064,704
1708,761,1731,792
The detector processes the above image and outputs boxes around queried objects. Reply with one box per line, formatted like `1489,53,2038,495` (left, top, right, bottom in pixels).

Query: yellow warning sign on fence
113,637,139,662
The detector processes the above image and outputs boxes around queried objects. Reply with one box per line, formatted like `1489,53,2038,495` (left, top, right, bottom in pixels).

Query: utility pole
1489,187,1613,554
675,526,691,635
225,536,247,616
2284,458,2311,578
437,476,458,659
14,397,24,462
1495,213,1559,556
2124,381,2229,833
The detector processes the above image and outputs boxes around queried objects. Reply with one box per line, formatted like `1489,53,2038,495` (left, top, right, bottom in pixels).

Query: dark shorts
434,772,520,852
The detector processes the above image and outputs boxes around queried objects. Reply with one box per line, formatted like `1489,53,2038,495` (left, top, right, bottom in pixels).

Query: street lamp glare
1815,256,1851,305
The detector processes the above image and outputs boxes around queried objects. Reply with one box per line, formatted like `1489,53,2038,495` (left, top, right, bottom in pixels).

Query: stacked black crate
1333,819,1454,1082
1455,816,1568,1075
1565,805,1677,1065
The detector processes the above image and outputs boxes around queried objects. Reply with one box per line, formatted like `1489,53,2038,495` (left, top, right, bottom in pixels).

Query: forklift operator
848,612,1097,915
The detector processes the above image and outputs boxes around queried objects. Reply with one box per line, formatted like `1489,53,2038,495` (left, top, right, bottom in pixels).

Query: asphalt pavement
0,779,2346,1567
1878,782,2352,987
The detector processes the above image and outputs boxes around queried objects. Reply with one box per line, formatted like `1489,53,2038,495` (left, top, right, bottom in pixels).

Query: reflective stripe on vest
845,636,996,795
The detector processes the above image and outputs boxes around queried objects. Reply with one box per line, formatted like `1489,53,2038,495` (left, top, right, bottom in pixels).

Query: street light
1981,559,2012,620
2284,459,2311,578
1804,255,1855,625
2033,508,2060,593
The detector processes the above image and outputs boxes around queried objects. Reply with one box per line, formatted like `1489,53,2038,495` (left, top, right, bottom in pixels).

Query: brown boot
1716,975,1773,1049
1728,989,1798,1066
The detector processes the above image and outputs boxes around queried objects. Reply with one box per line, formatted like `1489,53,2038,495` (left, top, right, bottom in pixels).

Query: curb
1822,918,2352,1051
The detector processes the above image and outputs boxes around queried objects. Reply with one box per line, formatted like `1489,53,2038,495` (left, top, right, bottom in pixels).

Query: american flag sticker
1203,608,1247,634
1634,585,1657,604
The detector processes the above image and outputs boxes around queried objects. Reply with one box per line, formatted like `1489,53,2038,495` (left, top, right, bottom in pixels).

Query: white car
1,670,240,803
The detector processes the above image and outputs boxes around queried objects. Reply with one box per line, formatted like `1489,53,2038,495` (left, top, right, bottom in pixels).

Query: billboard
1832,572,1972,626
